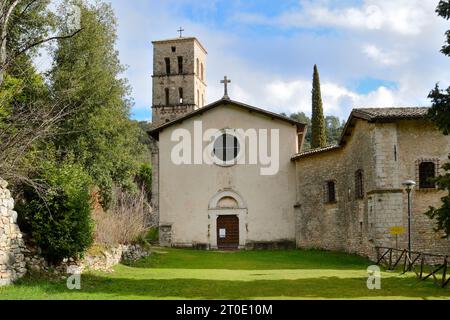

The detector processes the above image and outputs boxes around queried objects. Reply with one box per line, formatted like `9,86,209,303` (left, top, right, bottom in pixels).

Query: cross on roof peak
177,27,184,38
220,76,231,100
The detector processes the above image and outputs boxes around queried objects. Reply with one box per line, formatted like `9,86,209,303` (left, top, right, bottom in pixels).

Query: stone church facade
149,36,450,259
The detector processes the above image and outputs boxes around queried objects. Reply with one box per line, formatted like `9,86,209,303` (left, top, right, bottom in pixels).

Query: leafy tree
289,112,312,150
0,0,81,86
16,160,94,264
311,64,327,148
325,115,345,145
425,0,450,237
49,0,146,209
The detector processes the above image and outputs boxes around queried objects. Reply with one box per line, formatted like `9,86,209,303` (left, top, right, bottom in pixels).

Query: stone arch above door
207,189,247,250
208,190,247,209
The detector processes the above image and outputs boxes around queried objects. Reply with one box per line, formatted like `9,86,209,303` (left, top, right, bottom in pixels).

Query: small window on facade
326,180,336,203
196,58,199,76
165,88,170,105
355,170,364,199
171,46,176,53
201,94,204,107
179,88,183,104
178,56,183,74
419,162,436,189
201,63,204,80
164,57,170,74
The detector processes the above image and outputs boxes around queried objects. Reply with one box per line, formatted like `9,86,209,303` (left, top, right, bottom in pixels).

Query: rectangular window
355,170,364,199
165,57,170,74
179,88,183,104
165,88,170,105
419,162,436,189
171,46,176,52
178,56,183,74
326,181,336,203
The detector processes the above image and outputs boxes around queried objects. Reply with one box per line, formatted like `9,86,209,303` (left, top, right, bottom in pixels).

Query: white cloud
235,0,435,36
263,79,398,119
362,44,405,66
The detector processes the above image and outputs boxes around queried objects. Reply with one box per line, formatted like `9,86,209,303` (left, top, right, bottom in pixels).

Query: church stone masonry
149,36,450,259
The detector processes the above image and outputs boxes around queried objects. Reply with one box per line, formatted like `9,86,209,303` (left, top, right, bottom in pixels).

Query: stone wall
0,179,26,286
396,120,450,254
295,119,450,261
24,244,150,274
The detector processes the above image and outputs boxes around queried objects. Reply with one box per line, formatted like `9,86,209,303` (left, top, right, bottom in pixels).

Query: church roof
292,107,430,160
351,107,429,121
148,98,306,140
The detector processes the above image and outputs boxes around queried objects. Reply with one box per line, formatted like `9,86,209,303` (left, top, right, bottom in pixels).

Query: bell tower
151,35,207,126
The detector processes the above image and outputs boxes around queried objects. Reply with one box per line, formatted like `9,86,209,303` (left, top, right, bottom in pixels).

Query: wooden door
217,215,239,250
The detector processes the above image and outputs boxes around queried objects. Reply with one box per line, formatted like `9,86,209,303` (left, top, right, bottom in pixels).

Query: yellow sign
389,226,405,235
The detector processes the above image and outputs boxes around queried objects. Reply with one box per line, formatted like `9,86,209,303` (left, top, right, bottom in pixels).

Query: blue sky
105,0,450,121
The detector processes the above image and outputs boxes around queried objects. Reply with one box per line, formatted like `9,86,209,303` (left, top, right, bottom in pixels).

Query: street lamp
402,180,416,257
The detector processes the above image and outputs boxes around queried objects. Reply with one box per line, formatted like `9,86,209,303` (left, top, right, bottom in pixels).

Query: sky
101,0,450,121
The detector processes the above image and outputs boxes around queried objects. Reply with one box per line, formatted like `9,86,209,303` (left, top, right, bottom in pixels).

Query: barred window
326,180,336,203
419,162,436,189
355,170,364,199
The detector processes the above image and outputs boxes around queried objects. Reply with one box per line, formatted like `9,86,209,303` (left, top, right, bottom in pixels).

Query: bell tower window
179,88,183,104
196,58,199,76
165,88,170,106
178,56,183,74
165,57,170,74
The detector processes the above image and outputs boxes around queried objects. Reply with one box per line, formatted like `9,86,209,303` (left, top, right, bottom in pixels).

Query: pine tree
311,64,327,148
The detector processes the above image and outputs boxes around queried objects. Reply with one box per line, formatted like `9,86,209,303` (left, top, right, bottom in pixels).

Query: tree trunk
0,0,21,87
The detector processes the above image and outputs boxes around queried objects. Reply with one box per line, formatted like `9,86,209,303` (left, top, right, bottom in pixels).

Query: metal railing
375,246,449,288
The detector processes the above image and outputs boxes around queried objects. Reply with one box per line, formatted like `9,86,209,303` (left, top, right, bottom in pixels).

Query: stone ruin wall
0,179,26,286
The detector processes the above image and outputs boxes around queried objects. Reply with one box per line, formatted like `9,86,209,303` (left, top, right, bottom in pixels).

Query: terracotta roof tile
352,107,429,121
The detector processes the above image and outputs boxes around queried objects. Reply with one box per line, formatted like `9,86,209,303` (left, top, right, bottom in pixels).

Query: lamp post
402,180,416,257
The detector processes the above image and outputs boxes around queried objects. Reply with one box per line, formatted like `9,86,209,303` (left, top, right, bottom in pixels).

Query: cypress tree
311,64,327,149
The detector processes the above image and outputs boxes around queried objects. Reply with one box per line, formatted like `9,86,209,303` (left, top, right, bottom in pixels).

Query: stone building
293,108,450,259
149,35,450,258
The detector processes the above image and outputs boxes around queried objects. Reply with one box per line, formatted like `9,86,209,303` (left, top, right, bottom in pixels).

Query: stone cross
177,27,184,38
220,76,231,100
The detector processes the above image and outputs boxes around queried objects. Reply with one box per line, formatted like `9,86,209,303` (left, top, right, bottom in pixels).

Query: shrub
92,187,152,245
16,162,94,264
135,163,152,201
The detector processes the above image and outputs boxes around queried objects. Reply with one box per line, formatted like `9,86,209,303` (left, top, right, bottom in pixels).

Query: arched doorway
208,190,247,250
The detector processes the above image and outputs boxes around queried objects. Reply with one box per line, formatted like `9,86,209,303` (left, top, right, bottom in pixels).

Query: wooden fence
375,246,449,288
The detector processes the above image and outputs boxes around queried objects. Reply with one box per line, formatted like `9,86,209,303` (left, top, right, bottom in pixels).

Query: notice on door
219,228,226,238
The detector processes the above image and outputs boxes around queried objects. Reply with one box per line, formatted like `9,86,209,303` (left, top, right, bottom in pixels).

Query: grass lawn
0,248,449,300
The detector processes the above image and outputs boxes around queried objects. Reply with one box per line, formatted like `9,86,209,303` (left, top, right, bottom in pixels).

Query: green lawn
0,248,449,300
